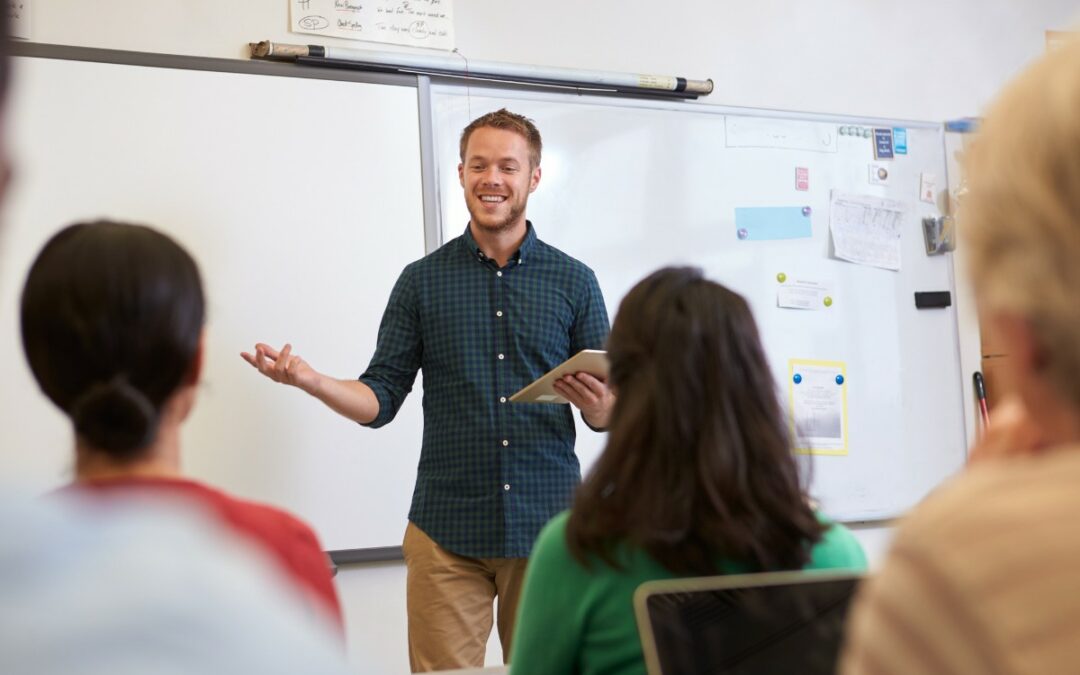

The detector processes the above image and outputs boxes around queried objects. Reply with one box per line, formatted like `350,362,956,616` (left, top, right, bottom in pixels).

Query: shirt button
496,271,503,277
500,397,507,403
496,310,503,317
497,353,505,360
502,439,509,447
504,484,511,491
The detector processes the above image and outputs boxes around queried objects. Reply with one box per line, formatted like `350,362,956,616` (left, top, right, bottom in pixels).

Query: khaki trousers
402,522,529,672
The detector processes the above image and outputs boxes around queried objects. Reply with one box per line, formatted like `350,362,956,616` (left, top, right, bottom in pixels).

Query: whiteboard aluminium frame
422,79,980,459
8,42,433,565
421,79,983,523
10,41,446,263
6,43,981,563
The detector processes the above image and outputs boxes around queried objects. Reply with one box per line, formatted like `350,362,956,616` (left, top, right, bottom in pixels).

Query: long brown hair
565,267,825,575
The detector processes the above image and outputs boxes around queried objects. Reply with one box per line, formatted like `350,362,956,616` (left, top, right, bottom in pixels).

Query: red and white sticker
796,167,809,191
919,173,937,203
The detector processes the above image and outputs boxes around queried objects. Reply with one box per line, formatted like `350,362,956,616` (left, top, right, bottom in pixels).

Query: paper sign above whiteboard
290,0,455,51
7,0,31,40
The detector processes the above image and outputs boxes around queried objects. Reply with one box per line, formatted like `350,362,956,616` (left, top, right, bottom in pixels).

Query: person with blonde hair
841,37,1080,674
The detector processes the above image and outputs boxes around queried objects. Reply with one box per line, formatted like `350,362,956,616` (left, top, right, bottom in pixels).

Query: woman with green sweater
509,267,866,675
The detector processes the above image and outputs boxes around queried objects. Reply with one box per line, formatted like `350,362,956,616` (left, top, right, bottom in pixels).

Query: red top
69,476,343,631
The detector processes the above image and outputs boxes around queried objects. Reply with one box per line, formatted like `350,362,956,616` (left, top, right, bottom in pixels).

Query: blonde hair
962,36,1080,405
459,108,542,167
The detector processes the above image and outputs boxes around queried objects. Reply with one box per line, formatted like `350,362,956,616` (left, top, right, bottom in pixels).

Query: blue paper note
893,127,908,154
735,207,812,241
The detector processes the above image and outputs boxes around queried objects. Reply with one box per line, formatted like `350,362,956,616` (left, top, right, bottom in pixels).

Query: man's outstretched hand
241,343,319,394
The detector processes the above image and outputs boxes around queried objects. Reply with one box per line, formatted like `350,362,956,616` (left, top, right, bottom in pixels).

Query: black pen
973,371,990,428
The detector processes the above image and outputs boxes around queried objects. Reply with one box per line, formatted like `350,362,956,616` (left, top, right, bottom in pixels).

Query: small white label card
777,277,833,310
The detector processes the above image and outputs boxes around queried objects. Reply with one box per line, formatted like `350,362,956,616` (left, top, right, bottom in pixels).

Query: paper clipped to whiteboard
789,359,848,455
290,0,455,50
725,117,838,153
829,191,907,271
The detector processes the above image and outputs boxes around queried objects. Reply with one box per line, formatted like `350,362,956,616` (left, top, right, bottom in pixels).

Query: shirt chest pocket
420,284,494,371
509,294,573,361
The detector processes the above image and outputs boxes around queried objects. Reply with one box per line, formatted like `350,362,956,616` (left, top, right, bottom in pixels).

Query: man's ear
458,162,465,188
529,165,541,193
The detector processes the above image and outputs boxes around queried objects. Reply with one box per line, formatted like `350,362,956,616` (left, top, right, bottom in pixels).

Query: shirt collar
462,221,537,265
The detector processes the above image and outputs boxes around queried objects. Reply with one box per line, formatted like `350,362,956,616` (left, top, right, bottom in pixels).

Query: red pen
973,371,990,429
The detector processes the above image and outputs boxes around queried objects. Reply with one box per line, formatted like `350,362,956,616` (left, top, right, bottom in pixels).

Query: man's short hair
459,108,542,167
962,37,1080,406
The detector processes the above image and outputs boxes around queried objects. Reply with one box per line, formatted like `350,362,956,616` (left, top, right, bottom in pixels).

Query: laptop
634,570,864,675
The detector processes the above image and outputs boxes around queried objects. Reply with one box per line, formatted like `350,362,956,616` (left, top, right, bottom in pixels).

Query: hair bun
69,376,158,458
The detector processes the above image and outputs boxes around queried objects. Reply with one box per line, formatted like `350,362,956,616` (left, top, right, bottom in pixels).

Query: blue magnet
793,373,802,384
801,206,812,217
835,374,844,385
737,228,749,240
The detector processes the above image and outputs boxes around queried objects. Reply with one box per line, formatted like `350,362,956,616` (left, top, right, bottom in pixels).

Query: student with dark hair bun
20,220,343,632
509,267,866,675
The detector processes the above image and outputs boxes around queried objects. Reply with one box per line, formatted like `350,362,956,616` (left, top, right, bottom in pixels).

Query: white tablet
509,349,609,404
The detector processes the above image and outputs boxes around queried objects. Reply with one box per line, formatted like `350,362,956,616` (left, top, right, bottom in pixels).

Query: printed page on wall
290,0,455,50
788,359,848,455
829,191,907,271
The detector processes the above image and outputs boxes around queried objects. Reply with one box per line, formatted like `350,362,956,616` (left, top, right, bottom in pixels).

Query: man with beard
244,108,613,672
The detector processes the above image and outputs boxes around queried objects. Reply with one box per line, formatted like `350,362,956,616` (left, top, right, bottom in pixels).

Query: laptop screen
635,571,863,675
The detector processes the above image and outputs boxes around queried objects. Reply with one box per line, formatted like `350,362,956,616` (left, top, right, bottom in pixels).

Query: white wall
24,0,1080,120
15,1,1080,672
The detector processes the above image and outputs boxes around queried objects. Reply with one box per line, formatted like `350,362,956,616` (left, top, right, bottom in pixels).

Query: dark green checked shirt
358,223,610,559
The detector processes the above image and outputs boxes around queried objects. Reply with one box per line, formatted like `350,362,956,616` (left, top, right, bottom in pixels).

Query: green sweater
509,511,867,675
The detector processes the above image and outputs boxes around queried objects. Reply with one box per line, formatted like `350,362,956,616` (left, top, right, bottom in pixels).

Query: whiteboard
0,54,427,551
430,86,967,522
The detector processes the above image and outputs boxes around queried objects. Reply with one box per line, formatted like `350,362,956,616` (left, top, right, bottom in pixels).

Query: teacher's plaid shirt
359,223,610,559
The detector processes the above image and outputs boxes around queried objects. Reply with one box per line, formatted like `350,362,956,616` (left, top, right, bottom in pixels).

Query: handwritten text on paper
291,0,455,50
7,0,30,39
